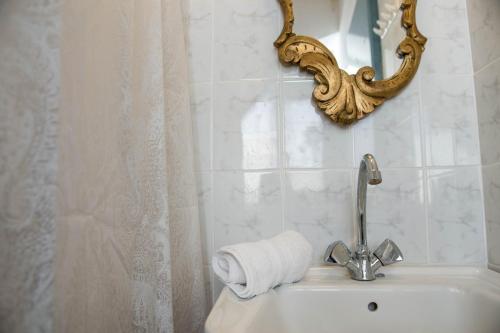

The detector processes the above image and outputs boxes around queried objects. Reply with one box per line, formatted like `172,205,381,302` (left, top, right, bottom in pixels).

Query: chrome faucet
324,154,404,281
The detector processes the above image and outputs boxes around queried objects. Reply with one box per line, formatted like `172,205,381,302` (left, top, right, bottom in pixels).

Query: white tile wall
421,76,480,166
184,0,212,83
213,0,281,81
427,167,485,264
365,168,427,264
214,80,279,170
419,0,472,76
283,81,354,169
354,79,422,168
213,171,282,250
467,0,500,272
190,84,211,171
467,0,500,72
186,0,487,303
475,59,500,166
482,164,500,267
285,170,354,264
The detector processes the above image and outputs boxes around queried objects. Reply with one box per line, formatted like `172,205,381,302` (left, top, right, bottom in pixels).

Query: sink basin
205,266,500,333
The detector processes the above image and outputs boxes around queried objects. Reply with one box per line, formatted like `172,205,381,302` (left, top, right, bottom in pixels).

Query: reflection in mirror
293,0,405,79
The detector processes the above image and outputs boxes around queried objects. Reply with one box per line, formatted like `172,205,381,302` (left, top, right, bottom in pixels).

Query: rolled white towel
212,231,313,299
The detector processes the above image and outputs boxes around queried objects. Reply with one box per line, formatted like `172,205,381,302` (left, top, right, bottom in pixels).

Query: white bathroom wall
184,0,487,303
467,0,500,272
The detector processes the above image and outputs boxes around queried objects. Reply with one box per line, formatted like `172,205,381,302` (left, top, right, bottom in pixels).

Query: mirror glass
293,0,405,79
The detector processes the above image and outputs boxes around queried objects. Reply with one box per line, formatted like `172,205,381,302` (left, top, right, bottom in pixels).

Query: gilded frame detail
274,0,427,125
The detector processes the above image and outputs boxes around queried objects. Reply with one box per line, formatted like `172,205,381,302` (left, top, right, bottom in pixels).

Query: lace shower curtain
0,0,207,332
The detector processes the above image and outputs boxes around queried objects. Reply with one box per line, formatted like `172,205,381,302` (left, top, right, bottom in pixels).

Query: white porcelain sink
205,266,500,333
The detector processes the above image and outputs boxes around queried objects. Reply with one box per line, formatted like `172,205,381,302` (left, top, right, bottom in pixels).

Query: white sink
205,266,500,333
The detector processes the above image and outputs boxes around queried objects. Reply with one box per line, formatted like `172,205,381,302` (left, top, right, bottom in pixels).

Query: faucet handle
324,241,352,266
373,239,404,266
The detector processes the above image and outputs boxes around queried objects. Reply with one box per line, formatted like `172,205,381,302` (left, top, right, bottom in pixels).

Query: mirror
275,0,427,125
293,0,405,79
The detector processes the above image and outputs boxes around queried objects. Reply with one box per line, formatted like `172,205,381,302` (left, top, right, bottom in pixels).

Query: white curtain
0,0,60,331
0,0,207,332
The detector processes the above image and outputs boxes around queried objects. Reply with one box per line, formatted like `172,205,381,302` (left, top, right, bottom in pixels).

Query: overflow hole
368,302,378,312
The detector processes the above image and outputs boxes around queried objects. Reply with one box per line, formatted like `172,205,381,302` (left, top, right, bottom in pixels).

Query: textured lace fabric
0,1,61,332
0,0,207,332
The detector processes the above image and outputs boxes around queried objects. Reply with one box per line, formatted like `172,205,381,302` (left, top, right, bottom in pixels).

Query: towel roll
212,231,313,299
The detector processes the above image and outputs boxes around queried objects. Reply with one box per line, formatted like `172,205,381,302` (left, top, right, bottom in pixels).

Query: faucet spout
324,154,404,281
356,154,382,250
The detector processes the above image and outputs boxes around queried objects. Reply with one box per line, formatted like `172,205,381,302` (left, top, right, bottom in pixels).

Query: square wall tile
285,170,353,264
214,0,280,81
190,83,211,171
185,0,212,83
483,164,500,266
213,171,282,249
354,80,422,168
417,0,473,75
427,167,485,264
281,65,312,80
214,80,279,170
476,59,500,165
467,0,500,71
283,81,353,169
418,0,467,40
418,0,472,76
421,75,480,166
421,38,473,76
365,168,427,264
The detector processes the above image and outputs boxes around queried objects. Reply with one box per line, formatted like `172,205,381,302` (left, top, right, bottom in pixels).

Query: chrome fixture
324,154,403,281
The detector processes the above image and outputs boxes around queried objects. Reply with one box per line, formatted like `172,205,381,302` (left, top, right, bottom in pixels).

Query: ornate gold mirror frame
275,0,427,125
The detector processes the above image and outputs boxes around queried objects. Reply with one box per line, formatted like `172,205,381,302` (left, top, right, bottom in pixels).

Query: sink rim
206,266,500,333
296,265,500,285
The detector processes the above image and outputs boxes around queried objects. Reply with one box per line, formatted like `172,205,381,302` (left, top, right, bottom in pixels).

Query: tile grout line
416,71,432,265
210,77,315,84
208,164,483,174
472,55,500,76
465,0,500,75
483,161,500,169
464,0,490,267
277,11,287,234
478,165,489,266
279,79,287,233
350,168,356,249
209,0,216,305
472,63,490,267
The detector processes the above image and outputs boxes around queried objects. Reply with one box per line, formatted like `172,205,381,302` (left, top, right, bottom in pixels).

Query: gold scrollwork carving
275,0,427,125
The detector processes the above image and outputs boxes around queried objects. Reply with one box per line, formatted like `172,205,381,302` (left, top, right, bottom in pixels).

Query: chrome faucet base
324,239,402,281
350,255,376,282
324,154,404,281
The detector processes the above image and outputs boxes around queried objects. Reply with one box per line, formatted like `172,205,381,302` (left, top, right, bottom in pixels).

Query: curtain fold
0,0,60,331
56,0,207,332
0,0,207,332
160,0,209,331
